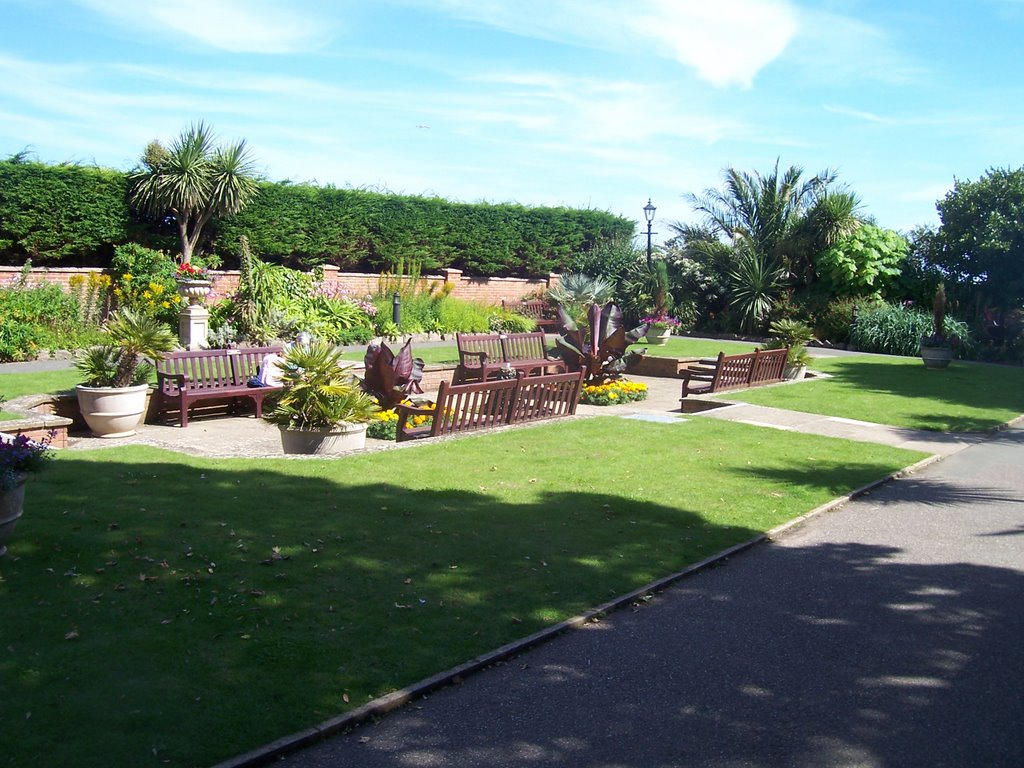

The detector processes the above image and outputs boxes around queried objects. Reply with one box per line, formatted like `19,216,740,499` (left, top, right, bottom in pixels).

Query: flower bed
366,401,438,440
580,379,648,406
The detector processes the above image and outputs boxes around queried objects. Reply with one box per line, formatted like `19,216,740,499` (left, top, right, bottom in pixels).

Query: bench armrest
156,370,187,390
458,350,488,367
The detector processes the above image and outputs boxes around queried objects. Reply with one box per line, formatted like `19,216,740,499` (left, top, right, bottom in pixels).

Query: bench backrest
158,346,283,392
508,371,584,423
502,299,551,321
500,332,549,362
749,348,788,384
430,377,521,437
456,333,505,365
710,348,789,392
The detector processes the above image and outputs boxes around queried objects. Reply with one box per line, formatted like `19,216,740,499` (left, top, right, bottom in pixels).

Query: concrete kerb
210,447,948,768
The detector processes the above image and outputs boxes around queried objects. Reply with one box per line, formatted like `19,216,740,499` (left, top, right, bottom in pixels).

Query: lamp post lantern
643,198,657,269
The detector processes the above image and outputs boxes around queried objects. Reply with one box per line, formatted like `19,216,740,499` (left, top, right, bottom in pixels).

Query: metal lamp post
643,199,657,269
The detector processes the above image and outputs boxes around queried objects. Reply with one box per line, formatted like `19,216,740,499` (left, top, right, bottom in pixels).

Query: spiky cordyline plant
265,339,380,430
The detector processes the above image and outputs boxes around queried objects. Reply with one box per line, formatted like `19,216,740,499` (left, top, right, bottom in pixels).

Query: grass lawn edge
211,449,945,768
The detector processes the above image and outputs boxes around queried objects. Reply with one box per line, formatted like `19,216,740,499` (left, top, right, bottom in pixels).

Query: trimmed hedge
0,160,133,264
0,160,634,276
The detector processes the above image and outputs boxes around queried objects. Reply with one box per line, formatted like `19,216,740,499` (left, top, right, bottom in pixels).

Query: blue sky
2,0,1023,244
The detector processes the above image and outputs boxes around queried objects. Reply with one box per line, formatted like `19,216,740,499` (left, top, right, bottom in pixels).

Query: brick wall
1,265,561,306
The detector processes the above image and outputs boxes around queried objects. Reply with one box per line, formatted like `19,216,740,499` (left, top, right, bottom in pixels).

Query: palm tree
129,122,259,265
682,159,862,329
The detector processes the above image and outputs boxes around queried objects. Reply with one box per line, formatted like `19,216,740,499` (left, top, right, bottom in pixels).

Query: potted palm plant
265,339,380,455
75,309,178,437
766,318,815,379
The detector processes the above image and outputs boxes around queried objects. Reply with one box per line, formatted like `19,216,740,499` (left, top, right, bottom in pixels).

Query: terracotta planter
279,423,368,455
76,384,150,438
0,473,28,558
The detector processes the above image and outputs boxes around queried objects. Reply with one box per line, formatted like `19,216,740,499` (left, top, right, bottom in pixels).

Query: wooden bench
454,332,567,384
395,370,584,442
501,299,559,332
679,348,788,399
155,346,284,427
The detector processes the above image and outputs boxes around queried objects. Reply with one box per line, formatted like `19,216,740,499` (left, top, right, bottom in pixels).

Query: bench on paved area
454,332,567,384
155,346,284,428
679,348,788,400
501,298,559,332
395,370,584,442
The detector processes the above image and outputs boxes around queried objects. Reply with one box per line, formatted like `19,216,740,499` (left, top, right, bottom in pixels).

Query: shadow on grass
2,452,757,768
286,540,1024,767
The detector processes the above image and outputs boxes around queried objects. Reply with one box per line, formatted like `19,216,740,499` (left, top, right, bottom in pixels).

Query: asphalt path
275,427,1024,768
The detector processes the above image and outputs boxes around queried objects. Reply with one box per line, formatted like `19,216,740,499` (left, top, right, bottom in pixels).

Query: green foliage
547,273,616,326
565,237,642,282
217,185,633,276
0,159,131,264
849,302,971,357
0,277,102,361
434,296,493,333
813,297,865,343
75,309,177,387
488,308,537,333
265,340,380,429
556,302,647,382
109,243,183,325
816,224,906,298
129,122,259,264
933,166,1024,311
728,252,787,332
765,318,815,366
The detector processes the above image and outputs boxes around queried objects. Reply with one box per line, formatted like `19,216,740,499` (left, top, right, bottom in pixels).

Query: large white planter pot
644,328,671,346
279,423,368,455
783,364,807,380
0,473,28,557
76,384,150,438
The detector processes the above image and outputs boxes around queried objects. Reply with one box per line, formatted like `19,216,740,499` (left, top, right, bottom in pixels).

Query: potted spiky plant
75,309,177,437
920,283,955,369
766,318,815,379
265,338,380,454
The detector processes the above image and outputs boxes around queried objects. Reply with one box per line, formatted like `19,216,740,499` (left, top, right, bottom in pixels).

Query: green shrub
850,303,972,356
814,297,864,343
488,308,537,333
0,279,103,360
110,243,182,324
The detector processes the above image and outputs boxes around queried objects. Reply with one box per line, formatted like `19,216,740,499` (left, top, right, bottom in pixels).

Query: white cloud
414,0,798,88
74,0,335,53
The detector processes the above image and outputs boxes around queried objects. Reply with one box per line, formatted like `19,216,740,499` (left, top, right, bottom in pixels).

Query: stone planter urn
176,279,212,307
644,327,671,346
75,384,150,438
0,473,28,557
279,423,369,455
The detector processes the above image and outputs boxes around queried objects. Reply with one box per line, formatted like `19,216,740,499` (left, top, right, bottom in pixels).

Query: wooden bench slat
681,348,789,400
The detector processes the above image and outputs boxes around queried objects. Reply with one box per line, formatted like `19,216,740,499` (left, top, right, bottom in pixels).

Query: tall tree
934,166,1024,312
129,122,259,264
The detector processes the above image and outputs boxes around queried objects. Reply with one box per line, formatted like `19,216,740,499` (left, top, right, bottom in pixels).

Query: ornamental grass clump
580,379,648,406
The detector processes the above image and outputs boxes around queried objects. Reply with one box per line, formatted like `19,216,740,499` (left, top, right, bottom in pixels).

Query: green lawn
0,368,80,400
0,417,924,768
725,354,1024,432
628,336,761,358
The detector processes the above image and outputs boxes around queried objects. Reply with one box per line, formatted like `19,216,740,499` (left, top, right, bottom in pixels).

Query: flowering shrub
580,379,648,406
0,430,55,491
642,314,682,330
175,262,209,279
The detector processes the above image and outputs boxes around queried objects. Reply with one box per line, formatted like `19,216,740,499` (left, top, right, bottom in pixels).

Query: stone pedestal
179,304,209,350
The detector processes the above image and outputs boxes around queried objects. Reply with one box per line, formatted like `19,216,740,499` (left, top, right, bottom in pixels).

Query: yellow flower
122,273,132,281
